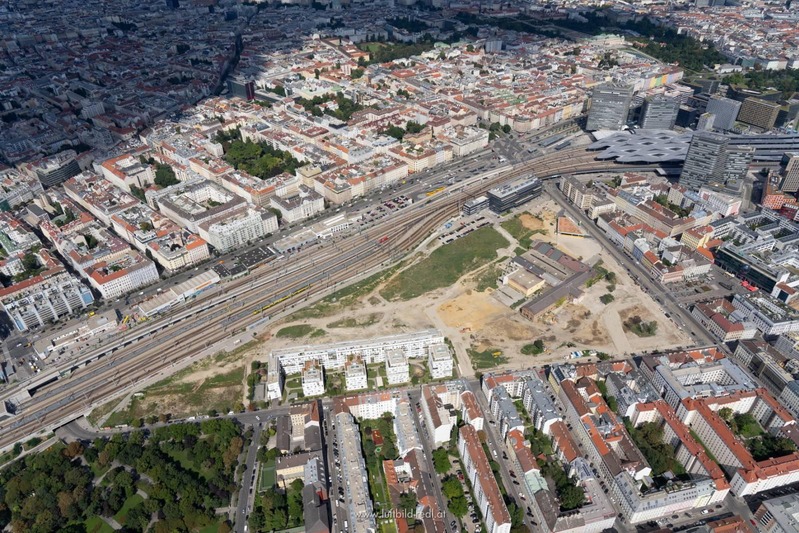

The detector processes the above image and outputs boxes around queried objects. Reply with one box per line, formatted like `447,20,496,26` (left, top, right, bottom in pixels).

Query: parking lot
667,266,755,306
357,194,413,224
439,214,494,245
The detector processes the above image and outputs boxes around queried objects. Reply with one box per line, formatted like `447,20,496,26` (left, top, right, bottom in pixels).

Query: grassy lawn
381,227,508,301
474,262,503,292
165,446,211,479
87,400,118,427
104,366,245,425
284,375,302,391
362,448,393,514
690,430,720,465
500,214,545,249
85,516,115,533
199,523,225,533
287,262,404,320
114,493,144,525
327,313,382,329
258,459,276,492
275,324,316,338
88,460,112,479
467,347,509,370
521,342,544,356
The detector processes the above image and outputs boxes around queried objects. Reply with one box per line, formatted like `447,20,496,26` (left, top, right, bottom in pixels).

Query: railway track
0,148,650,449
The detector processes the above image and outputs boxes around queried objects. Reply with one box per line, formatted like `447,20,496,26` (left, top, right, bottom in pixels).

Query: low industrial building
514,241,594,320
136,270,220,317
32,309,118,358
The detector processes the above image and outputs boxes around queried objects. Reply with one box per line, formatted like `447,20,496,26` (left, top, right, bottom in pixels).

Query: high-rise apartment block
586,83,633,131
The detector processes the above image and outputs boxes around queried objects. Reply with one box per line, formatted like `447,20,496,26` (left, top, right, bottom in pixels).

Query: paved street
466,380,539,532
234,421,264,533
406,388,460,533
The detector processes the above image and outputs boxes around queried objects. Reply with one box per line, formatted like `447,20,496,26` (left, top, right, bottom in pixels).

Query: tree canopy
222,138,301,180
0,421,242,533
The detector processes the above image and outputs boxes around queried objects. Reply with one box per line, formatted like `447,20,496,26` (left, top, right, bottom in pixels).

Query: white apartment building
343,392,399,420
775,331,799,360
198,206,278,252
1,272,94,332
99,153,155,192
441,126,490,157
268,330,444,380
393,399,422,457
677,390,799,497
427,343,453,379
732,293,799,336
271,185,325,224
302,364,325,397
521,377,562,435
266,331,446,400
345,360,368,391
461,390,485,431
0,212,40,254
149,178,244,233
385,349,410,385
335,411,376,533
778,382,799,418
87,252,160,299
0,168,44,210
613,470,722,523
421,384,463,446
111,204,210,272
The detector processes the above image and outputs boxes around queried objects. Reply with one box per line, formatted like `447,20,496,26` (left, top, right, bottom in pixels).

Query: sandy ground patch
128,192,694,398
438,290,507,331
255,194,693,377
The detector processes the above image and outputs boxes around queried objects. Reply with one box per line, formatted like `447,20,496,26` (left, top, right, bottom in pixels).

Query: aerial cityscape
2,0,799,532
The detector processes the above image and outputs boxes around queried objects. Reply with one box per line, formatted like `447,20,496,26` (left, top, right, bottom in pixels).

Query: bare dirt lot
92,192,695,425
252,193,693,377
